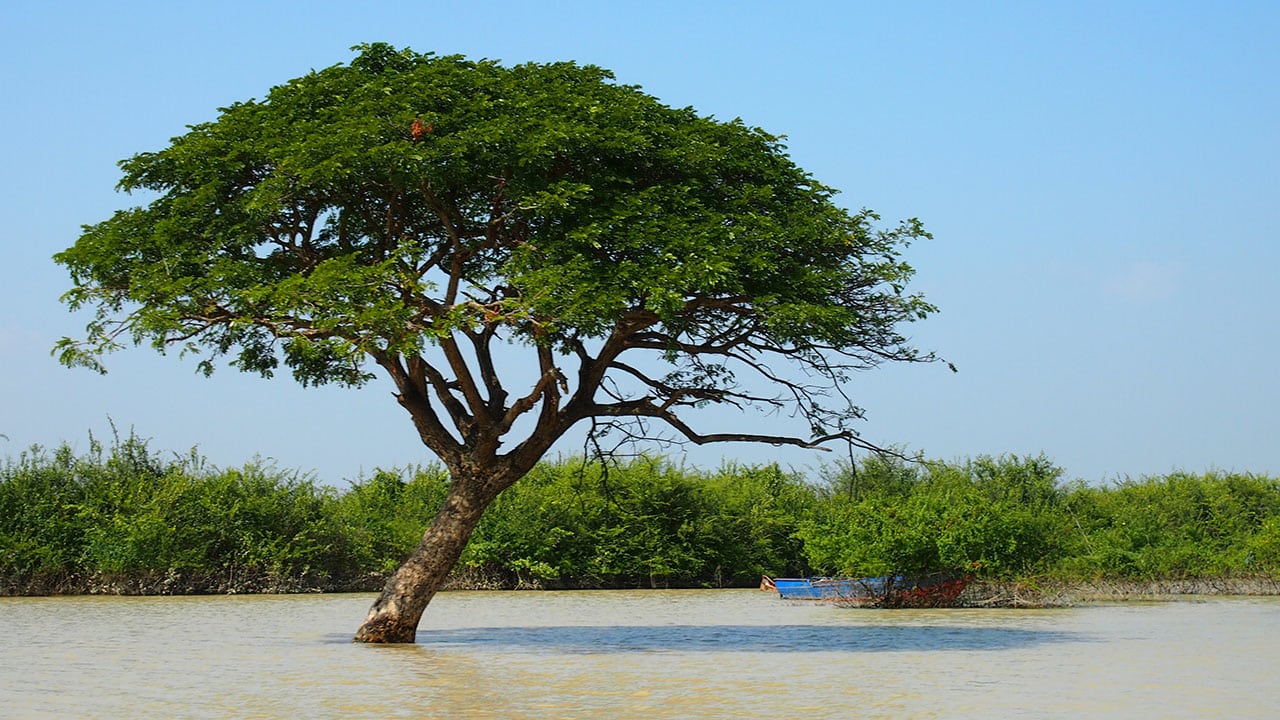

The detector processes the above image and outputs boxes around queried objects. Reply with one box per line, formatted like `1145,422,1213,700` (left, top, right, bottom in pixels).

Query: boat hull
762,574,968,607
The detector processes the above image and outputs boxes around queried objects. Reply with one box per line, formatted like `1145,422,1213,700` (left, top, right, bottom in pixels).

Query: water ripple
414,623,1084,653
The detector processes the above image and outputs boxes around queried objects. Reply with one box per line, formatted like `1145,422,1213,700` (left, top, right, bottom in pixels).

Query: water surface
2,590,1276,718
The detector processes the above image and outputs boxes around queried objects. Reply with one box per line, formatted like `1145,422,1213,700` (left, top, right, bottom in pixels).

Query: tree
56,44,940,642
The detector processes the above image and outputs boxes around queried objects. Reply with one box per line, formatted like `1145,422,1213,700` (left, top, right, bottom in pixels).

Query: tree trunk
353,476,497,643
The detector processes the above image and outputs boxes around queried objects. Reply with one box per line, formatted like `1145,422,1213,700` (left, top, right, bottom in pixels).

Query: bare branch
372,353,463,464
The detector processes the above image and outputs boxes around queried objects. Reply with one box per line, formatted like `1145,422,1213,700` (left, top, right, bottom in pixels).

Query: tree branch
372,353,463,464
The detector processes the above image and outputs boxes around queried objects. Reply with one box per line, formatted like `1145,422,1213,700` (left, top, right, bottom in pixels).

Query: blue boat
761,576,893,601
761,574,968,607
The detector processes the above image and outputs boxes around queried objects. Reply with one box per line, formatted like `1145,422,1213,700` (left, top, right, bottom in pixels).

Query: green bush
329,466,450,573
1062,471,1280,578
460,458,812,587
801,455,1069,579
3,432,1278,593
0,432,360,590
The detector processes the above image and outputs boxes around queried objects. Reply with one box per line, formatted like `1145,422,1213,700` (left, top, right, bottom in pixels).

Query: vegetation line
3,432,1277,598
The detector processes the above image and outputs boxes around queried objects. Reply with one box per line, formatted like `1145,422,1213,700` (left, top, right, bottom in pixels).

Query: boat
760,575,892,600
760,573,968,607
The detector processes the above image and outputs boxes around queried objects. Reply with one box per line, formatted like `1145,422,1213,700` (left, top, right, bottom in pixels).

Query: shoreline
4,569,1279,604
956,576,1280,608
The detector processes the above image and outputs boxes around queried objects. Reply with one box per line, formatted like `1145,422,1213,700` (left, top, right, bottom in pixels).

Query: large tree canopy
56,44,940,641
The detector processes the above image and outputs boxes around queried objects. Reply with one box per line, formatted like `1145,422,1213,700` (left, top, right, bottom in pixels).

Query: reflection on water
417,622,1083,653
2,590,1278,719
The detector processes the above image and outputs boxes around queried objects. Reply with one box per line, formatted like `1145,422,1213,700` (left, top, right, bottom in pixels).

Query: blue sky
2,1,1276,484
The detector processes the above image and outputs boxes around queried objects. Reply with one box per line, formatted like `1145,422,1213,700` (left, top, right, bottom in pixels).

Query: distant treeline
2,432,1278,595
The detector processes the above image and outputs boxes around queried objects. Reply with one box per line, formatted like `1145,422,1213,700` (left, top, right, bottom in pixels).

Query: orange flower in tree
411,117,426,141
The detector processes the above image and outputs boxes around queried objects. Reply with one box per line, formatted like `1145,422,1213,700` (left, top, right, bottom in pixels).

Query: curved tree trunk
353,476,498,643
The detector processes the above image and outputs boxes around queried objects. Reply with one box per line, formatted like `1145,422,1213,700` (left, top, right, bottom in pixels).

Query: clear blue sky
2,1,1276,484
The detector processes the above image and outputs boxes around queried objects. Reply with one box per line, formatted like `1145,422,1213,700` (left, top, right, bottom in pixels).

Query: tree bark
353,475,498,643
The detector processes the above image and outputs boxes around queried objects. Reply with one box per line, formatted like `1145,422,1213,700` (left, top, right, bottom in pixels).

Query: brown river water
2,589,1277,718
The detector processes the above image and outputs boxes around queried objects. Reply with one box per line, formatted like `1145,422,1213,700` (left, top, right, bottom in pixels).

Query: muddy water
2,590,1277,718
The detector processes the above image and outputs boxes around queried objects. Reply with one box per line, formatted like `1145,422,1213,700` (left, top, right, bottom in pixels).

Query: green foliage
804,455,1280,582
691,463,816,583
803,455,1071,579
57,40,933,367
1,437,819,591
460,458,814,587
0,444,94,577
0,432,358,590
55,43,937,471
329,466,450,573
4,436,1277,593
1060,471,1280,578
